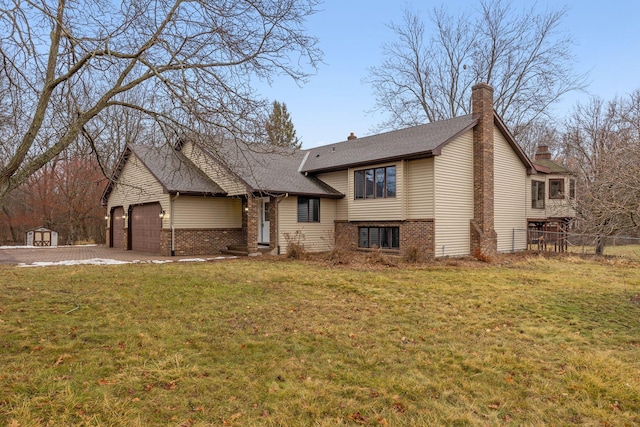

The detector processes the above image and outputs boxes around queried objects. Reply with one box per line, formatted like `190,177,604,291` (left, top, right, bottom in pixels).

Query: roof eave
301,150,438,174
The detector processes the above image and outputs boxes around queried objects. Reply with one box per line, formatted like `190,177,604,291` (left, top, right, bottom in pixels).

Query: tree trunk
595,235,605,256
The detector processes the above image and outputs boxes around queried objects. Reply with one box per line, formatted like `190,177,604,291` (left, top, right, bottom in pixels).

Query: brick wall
243,196,258,253
471,83,497,257
335,220,435,259
269,195,278,251
160,228,243,256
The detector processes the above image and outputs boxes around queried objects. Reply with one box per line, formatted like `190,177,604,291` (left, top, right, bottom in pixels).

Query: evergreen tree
266,101,301,148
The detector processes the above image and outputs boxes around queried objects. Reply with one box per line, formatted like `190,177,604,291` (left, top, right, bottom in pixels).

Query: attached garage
130,203,162,253
110,206,124,248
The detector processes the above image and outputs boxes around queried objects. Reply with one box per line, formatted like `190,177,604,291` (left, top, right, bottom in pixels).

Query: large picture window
354,166,396,199
531,180,545,209
297,197,320,222
358,227,400,249
549,178,565,199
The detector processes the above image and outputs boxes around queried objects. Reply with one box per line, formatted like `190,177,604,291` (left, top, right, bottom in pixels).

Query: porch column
244,195,259,254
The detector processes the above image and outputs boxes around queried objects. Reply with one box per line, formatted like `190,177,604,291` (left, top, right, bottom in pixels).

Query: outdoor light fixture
122,214,127,220
244,207,249,212
104,215,109,220
159,210,165,218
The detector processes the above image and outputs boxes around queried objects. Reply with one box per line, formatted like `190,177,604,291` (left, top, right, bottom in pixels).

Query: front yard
1,254,639,425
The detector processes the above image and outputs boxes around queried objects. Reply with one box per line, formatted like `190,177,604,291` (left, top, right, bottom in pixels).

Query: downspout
275,193,289,255
171,192,179,256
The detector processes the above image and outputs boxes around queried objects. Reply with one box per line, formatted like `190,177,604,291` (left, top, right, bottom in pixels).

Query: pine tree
266,101,301,148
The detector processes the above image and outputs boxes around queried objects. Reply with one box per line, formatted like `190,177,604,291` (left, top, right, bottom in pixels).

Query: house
527,145,576,250
102,83,574,258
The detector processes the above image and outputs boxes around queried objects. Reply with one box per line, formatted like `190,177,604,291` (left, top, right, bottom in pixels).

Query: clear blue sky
259,0,640,148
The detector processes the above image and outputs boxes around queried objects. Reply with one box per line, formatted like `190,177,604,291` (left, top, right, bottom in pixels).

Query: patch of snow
16,255,237,267
18,258,130,267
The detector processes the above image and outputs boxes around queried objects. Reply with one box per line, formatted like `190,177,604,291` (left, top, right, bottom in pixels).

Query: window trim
569,178,576,200
549,178,565,200
358,226,400,249
531,180,545,209
354,165,396,200
297,197,320,223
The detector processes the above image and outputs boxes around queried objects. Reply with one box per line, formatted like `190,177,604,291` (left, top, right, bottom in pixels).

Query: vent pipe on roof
347,132,357,141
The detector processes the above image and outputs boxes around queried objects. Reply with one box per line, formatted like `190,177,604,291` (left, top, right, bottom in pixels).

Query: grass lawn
1,254,639,426
567,243,640,261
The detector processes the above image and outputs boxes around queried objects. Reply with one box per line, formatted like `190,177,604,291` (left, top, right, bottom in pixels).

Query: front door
258,198,270,244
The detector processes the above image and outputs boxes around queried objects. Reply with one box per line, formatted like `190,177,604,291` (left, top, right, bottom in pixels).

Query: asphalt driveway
0,245,233,266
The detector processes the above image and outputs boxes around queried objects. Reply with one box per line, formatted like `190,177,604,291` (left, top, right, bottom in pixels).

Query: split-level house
102,83,574,258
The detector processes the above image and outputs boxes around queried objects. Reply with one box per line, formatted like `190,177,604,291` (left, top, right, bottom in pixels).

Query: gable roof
194,141,343,198
299,113,536,175
101,144,225,205
300,115,478,173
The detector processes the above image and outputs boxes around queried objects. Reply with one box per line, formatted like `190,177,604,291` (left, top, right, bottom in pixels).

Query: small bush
403,245,422,263
367,246,398,267
327,231,354,264
284,231,306,259
473,248,494,263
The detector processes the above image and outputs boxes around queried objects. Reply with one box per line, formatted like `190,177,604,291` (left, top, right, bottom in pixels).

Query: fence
512,229,640,260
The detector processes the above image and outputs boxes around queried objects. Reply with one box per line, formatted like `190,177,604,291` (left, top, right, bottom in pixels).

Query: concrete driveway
0,245,233,266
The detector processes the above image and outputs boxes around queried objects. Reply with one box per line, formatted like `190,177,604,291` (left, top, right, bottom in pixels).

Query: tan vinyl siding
348,162,404,221
494,130,527,252
278,196,336,253
183,142,247,196
106,154,170,226
316,170,348,220
545,175,577,218
406,157,434,219
172,196,242,229
433,130,474,257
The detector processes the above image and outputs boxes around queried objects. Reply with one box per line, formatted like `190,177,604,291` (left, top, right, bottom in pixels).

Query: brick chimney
347,132,357,141
535,145,552,160
470,82,497,259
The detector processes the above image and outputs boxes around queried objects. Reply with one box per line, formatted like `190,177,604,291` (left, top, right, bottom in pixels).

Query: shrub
284,231,306,259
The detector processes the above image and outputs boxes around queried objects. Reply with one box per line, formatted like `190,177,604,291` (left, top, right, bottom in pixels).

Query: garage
130,203,162,253
110,206,124,248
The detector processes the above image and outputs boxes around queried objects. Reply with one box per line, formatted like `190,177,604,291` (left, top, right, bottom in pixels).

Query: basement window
358,227,400,249
549,178,565,199
531,180,545,209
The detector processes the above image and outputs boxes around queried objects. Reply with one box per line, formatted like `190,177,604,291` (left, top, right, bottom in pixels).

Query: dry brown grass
1,254,639,425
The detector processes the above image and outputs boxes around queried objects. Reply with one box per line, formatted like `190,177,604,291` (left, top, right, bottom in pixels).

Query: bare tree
562,92,640,254
366,0,586,141
0,0,321,207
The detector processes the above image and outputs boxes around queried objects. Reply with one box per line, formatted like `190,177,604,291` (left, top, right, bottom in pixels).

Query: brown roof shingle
300,115,478,173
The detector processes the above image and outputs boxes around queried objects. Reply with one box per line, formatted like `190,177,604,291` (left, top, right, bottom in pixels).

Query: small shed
26,227,58,247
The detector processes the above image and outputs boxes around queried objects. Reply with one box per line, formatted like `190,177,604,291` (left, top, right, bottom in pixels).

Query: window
354,166,396,199
531,180,545,209
358,227,400,249
297,197,320,222
569,178,576,199
549,178,565,199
